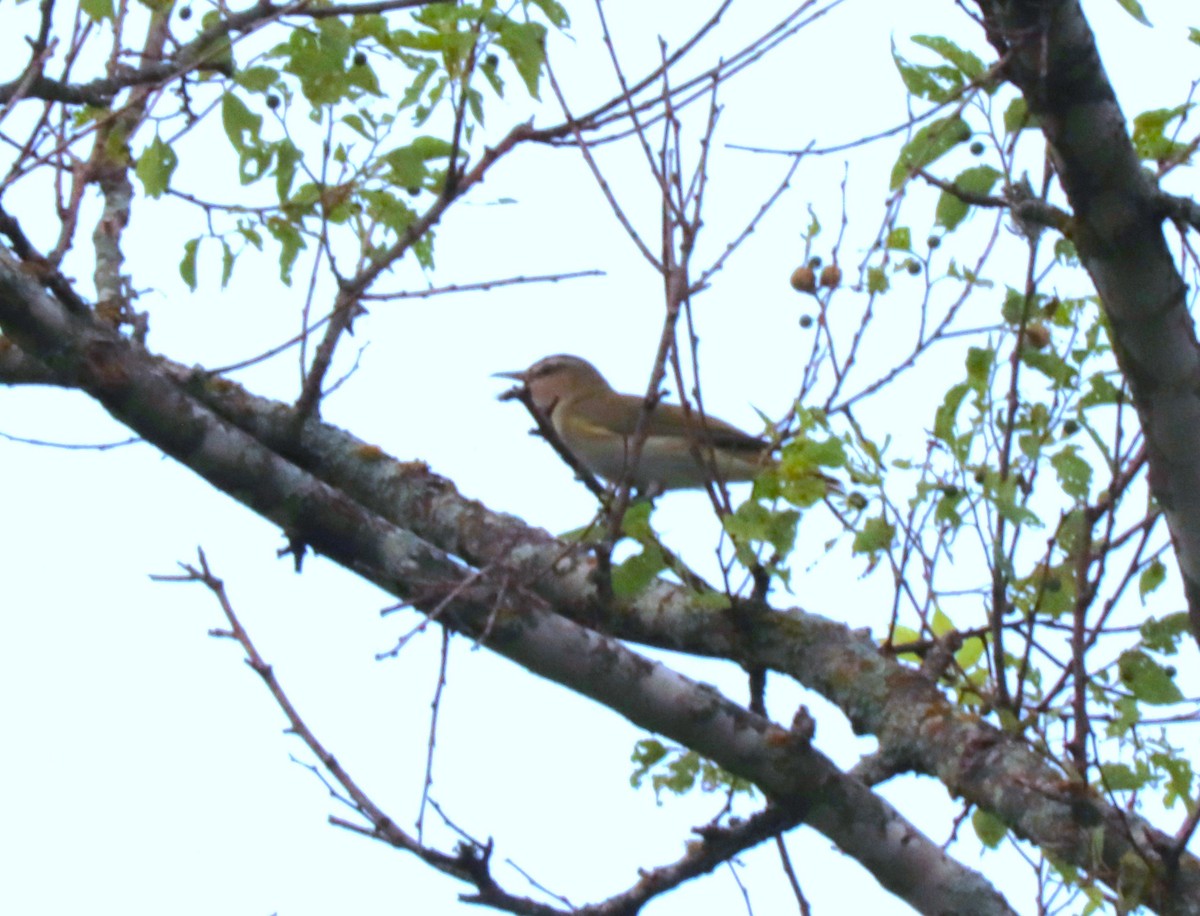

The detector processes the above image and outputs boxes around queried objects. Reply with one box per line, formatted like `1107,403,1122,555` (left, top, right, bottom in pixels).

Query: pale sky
2,2,1196,914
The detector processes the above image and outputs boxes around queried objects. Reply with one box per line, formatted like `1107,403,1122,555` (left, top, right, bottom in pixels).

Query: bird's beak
493,369,527,402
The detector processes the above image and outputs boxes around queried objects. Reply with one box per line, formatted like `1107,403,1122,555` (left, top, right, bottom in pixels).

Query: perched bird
495,354,776,494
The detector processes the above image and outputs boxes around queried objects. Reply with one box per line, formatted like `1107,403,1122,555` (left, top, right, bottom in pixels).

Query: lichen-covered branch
0,245,1018,915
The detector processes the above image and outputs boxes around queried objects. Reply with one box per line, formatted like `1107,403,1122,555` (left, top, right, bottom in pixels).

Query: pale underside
551,399,769,491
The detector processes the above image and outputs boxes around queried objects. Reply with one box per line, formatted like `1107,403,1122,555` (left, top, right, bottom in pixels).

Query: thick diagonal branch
0,249,1015,915
6,311,1200,912
974,0,1200,642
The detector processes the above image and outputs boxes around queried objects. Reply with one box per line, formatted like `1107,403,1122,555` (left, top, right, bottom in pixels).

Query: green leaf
853,514,895,556
557,522,605,545
1141,611,1188,653
220,239,234,288
1118,650,1183,705
1080,372,1122,408
630,738,668,787
81,0,114,20
382,138,451,189
889,116,971,189
1107,695,1140,737
933,382,969,449
885,227,911,250
361,189,417,235
935,487,964,527
410,135,455,159
956,636,985,670
234,66,279,92
1149,751,1194,809
620,499,655,543
985,473,1041,528
890,625,922,662
630,745,754,802
496,20,547,98
892,38,966,103
529,0,570,27
965,345,994,388
1132,105,1191,162
1050,445,1092,501
266,216,307,284
971,808,1007,848
221,92,262,154
274,138,302,202
893,57,961,103
936,165,1002,230
1020,348,1076,387
197,11,235,73
911,35,985,81
1001,287,1031,325
237,222,263,250
611,544,667,599
1111,0,1151,26
1139,560,1167,603
631,740,747,801
134,134,178,199
1053,237,1078,265
724,501,800,557
931,607,954,636
1002,96,1037,134
179,237,200,291
781,435,847,472
1099,762,1148,792
867,266,889,293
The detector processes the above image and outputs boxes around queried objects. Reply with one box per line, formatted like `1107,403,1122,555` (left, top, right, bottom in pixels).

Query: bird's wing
578,394,768,453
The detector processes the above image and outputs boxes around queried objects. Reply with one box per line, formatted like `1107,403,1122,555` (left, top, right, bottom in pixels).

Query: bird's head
495,354,613,415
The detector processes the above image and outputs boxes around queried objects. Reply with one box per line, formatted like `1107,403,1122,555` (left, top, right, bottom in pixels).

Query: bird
495,354,778,495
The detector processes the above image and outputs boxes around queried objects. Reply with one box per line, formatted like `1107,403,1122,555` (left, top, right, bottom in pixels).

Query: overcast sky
2,2,1197,914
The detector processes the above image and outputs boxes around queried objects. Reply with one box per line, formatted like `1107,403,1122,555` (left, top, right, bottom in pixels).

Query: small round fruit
905,259,921,275
1025,322,1051,350
819,265,842,289
353,52,367,67
1062,419,1079,436
927,235,941,249
790,266,817,293
970,140,985,156
799,314,814,329
179,5,192,19
266,94,280,110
